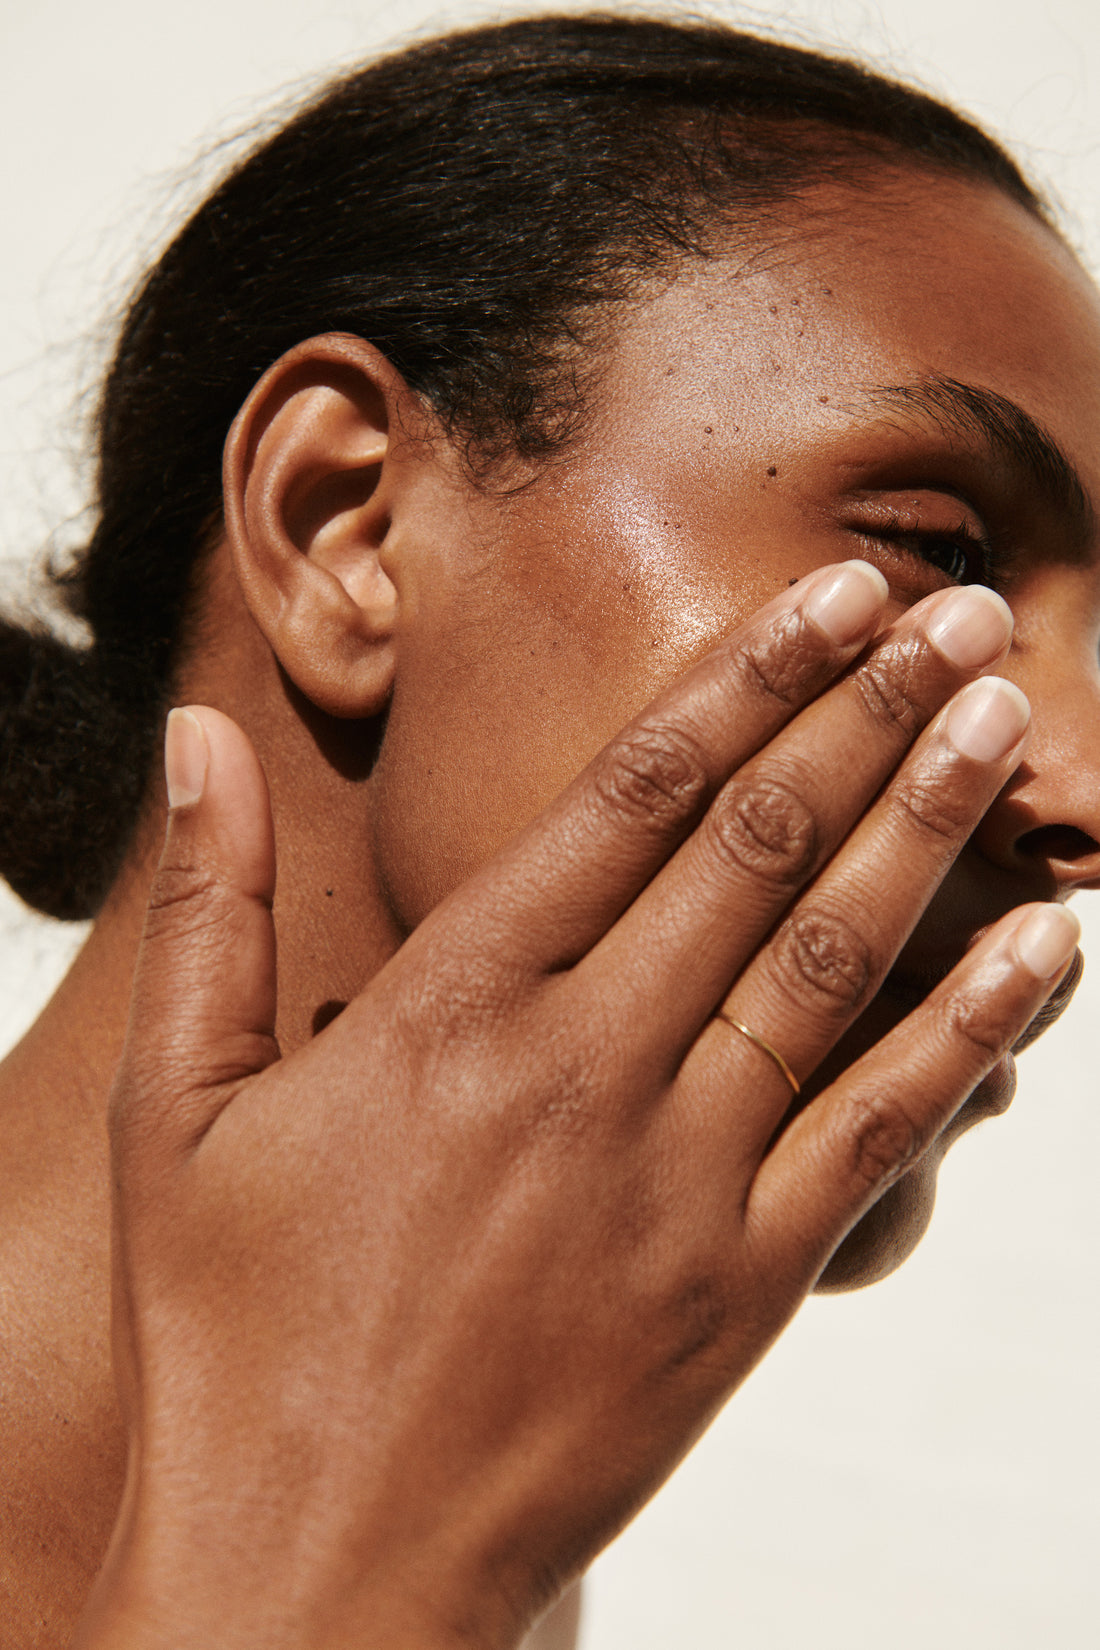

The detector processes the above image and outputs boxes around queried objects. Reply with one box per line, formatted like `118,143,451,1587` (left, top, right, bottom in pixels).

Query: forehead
594,168,1100,503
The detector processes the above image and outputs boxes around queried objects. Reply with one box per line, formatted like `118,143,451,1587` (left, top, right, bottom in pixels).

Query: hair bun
0,617,149,920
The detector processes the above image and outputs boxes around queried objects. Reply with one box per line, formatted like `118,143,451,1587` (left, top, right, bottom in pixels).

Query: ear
222,332,429,718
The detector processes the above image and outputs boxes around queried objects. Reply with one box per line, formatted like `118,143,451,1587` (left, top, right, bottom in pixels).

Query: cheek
366,518,765,930
368,609,674,928
364,443,831,935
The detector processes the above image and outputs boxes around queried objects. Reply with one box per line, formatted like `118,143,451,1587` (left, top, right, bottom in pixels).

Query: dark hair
0,10,1046,920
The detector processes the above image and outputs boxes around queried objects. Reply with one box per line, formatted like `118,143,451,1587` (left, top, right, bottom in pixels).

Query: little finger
743,902,1081,1290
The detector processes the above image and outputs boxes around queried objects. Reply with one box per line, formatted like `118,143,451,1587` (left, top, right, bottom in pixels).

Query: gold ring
715,1013,801,1096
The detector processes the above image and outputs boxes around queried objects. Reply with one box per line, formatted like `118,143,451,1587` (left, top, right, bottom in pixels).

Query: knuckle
944,990,1015,1059
142,864,249,949
843,1089,924,1191
592,722,710,830
891,773,972,842
400,951,525,1045
773,904,874,1012
707,772,818,886
146,858,219,915
852,648,924,738
732,610,819,710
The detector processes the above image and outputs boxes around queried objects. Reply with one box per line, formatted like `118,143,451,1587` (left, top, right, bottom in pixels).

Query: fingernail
1015,904,1081,980
803,560,888,645
945,678,1030,762
165,708,208,808
926,586,1013,669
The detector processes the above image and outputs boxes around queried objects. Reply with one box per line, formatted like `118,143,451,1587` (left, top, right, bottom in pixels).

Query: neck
6,713,406,1138
2,855,153,1136
0,862,156,1636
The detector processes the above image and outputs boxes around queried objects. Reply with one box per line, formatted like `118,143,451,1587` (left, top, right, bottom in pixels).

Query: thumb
111,705,279,1166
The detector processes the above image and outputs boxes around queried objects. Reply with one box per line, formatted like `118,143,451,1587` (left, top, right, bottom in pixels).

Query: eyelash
862,516,1000,592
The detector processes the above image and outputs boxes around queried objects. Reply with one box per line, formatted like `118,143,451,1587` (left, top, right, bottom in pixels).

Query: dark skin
0,162,1098,1646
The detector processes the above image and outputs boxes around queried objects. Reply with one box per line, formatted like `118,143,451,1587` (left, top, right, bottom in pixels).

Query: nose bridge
975,604,1100,891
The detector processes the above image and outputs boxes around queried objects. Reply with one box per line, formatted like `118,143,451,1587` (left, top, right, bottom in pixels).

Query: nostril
1016,823,1100,865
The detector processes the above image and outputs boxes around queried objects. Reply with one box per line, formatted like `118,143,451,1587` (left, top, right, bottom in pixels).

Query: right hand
75,562,1078,1648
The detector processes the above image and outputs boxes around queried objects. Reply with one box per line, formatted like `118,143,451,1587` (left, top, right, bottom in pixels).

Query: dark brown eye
880,528,989,587
904,534,972,583
846,493,1001,593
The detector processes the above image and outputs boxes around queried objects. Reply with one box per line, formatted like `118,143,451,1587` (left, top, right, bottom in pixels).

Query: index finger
422,560,889,972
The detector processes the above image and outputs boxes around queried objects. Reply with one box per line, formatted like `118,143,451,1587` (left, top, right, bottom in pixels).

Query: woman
0,13,1096,1645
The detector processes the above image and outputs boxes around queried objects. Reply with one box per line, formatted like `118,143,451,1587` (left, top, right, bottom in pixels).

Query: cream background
2,2,1098,1644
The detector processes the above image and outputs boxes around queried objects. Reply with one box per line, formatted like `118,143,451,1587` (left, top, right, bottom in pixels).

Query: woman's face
367,163,1100,1287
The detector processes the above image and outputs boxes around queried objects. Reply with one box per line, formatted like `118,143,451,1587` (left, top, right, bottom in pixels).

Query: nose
969,611,1100,896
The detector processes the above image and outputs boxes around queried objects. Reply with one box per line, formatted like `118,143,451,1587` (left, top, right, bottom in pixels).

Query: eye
878,525,989,586
845,496,998,591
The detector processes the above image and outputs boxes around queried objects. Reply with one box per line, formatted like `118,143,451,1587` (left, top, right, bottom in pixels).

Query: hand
74,563,1078,1648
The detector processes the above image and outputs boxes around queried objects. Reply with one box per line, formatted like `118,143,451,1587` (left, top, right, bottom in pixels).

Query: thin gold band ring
715,1012,801,1096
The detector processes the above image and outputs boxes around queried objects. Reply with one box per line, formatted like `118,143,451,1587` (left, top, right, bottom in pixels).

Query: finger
410,560,889,975
679,675,1031,1152
580,584,1014,1061
111,706,278,1165
744,902,1081,1289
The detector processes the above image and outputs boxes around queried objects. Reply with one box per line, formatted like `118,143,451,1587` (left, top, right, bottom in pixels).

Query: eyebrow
860,374,1095,549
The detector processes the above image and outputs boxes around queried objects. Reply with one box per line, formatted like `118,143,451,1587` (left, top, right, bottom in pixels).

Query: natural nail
165,708,209,809
1015,904,1081,980
804,560,889,645
945,678,1030,762
926,585,1013,670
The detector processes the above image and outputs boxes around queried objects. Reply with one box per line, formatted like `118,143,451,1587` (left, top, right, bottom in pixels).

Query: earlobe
223,333,421,719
